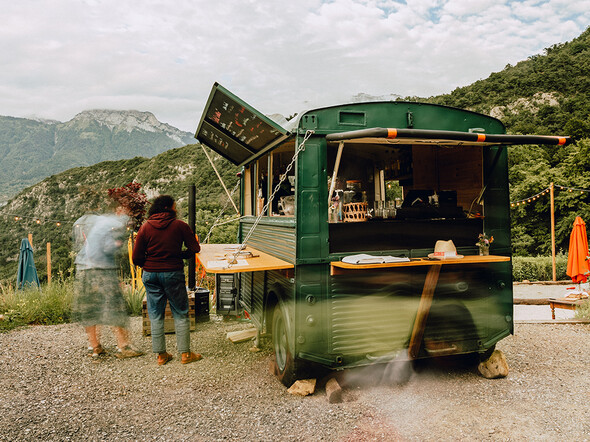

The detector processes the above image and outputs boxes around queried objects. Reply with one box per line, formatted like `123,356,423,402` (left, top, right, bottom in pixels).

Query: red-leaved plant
107,182,149,230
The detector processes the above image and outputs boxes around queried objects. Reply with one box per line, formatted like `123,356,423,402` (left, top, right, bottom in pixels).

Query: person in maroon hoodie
132,195,202,365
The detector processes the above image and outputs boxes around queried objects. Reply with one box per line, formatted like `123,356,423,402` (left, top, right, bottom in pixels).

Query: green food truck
195,82,570,386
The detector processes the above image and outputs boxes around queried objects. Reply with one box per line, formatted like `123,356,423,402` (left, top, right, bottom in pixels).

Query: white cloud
0,0,588,131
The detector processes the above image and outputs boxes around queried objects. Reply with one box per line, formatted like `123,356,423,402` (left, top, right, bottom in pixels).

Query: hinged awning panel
195,83,290,166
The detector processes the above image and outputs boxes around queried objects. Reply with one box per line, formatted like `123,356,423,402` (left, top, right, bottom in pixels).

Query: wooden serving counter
196,243,294,274
330,254,510,275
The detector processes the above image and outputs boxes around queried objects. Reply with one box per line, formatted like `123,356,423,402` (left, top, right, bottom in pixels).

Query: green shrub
122,284,145,317
575,300,590,319
512,253,569,282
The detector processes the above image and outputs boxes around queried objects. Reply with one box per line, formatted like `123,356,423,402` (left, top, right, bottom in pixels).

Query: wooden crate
142,295,196,336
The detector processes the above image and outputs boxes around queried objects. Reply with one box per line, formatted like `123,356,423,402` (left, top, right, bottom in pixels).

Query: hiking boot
181,352,203,364
116,345,144,359
157,352,173,366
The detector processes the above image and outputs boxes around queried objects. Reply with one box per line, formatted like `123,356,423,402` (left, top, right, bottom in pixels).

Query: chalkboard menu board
195,83,290,166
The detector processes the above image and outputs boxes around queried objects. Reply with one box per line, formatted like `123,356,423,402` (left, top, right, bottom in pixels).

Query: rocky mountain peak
70,109,191,143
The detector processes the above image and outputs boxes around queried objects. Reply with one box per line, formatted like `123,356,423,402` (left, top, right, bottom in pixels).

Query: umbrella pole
550,182,556,282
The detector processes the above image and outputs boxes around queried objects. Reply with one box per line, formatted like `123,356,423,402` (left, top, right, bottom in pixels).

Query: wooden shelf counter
196,243,294,274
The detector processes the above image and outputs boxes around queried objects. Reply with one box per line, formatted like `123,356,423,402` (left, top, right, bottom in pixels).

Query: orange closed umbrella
566,216,589,283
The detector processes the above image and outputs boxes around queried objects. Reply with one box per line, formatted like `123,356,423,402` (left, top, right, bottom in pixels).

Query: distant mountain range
0,110,195,203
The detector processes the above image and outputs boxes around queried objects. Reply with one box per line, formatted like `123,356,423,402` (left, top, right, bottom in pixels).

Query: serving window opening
326,140,486,253
248,140,296,218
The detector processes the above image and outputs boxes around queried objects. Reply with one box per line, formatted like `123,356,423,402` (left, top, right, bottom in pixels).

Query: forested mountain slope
0,144,240,281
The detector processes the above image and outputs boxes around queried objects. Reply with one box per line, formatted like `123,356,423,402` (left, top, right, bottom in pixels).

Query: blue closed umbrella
16,238,40,290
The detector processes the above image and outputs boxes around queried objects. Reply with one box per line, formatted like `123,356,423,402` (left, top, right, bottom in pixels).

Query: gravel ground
1,291,589,441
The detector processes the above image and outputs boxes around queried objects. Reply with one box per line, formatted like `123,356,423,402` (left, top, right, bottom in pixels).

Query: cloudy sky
1,0,589,132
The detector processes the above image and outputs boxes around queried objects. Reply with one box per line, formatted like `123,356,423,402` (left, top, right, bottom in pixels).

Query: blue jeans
142,270,190,354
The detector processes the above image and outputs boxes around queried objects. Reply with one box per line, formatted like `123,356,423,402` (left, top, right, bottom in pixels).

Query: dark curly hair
148,195,176,218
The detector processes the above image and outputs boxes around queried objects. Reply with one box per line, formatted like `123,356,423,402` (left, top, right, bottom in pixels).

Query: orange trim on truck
387,128,398,138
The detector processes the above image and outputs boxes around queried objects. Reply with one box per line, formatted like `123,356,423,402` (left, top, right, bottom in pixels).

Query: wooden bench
548,297,586,320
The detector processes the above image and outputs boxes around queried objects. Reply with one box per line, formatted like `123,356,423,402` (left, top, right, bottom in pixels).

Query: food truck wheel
272,306,299,387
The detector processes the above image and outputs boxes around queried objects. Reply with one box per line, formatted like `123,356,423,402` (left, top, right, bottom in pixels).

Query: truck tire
271,305,299,387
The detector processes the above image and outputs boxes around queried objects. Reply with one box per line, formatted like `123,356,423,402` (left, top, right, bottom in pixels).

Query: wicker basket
343,202,368,222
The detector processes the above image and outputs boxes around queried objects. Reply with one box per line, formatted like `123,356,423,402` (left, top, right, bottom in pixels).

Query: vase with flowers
476,233,494,256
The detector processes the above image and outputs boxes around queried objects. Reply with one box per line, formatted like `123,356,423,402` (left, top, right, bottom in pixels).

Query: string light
510,184,590,207
510,186,551,207
2,212,218,229
0,213,66,227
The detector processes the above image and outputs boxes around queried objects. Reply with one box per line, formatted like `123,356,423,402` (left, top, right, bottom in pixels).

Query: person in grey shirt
72,204,143,359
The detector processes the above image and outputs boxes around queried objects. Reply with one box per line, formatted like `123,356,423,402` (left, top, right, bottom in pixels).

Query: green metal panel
240,217,296,263
296,101,506,135
267,270,295,336
239,271,267,330
328,283,420,356
251,270,266,329
323,263,512,364
293,264,329,358
483,145,511,253
296,138,329,262
480,145,513,338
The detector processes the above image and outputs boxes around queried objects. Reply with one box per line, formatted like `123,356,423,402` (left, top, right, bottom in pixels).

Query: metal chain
203,178,241,244
227,129,315,265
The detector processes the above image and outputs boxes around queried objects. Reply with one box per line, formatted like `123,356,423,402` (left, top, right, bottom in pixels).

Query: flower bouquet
476,233,494,255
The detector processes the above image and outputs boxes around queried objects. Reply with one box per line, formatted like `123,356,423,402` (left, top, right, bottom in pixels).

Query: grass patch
0,276,146,333
0,278,74,332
